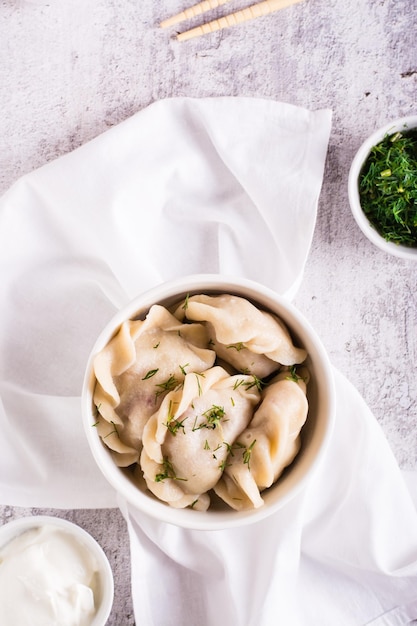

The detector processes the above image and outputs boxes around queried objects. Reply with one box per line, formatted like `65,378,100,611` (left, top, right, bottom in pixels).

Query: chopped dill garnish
155,375,180,399
243,439,257,469
223,441,234,455
219,459,231,471
163,400,186,435
234,439,257,470
155,457,187,482
226,342,245,351
359,129,417,246
211,443,222,459
286,365,304,383
166,418,187,435
103,421,119,439
204,439,210,450
142,368,159,380
192,405,227,431
179,363,190,375
244,374,264,392
194,372,205,396
233,375,264,392
182,294,190,311
153,341,160,349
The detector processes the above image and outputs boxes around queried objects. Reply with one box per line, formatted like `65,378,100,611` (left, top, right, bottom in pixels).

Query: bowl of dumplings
82,274,336,530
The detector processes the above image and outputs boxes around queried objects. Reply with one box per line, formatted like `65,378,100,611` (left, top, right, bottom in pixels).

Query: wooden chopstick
172,0,304,42
160,0,233,29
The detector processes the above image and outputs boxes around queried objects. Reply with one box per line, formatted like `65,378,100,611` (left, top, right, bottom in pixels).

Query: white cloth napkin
0,96,416,625
120,371,417,626
0,96,329,508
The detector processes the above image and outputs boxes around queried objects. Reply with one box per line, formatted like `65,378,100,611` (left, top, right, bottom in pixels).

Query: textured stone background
1,0,416,623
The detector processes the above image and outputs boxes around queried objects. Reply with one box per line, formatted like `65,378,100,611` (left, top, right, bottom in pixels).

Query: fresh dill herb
153,341,160,349
163,400,186,435
179,363,190,375
226,342,245,351
230,396,235,407
154,457,187,482
104,421,119,439
219,459,231,471
242,439,257,470
359,129,417,246
204,440,210,450
192,405,226,431
286,365,302,383
182,293,190,311
222,441,234,455
194,372,205,396
233,375,264,392
166,418,187,435
211,443,223,460
244,375,265,392
166,399,175,421
233,439,257,469
155,375,180,399
204,405,226,427
142,368,159,380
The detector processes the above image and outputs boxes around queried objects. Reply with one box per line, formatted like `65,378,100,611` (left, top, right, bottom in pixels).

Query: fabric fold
0,96,331,508
120,368,417,626
1,96,416,625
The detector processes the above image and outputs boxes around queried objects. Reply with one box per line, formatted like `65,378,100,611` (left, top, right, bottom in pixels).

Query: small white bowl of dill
348,115,417,260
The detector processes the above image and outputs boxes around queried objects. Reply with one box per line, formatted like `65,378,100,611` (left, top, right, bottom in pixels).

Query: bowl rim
82,273,336,530
348,114,417,260
0,515,114,625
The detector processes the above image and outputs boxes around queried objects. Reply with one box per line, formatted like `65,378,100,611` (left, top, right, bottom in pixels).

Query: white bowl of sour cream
0,515,114,626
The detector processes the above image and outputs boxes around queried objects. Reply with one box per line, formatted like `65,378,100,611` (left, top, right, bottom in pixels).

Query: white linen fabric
0,96,416,625
0,96,330,508
121,369,417,626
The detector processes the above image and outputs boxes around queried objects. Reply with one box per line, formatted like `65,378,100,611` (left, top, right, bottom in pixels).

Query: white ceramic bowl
82,274,336,530
348,115,417,260
0,515,114,625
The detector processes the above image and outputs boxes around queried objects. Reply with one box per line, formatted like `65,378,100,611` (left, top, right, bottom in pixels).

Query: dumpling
93,304,216,466
213,369,309,510
203,323,279,379
176,294,307,377
140,366,262,509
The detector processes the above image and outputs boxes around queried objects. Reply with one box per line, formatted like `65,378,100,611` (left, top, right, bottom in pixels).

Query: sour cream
0,524,100,626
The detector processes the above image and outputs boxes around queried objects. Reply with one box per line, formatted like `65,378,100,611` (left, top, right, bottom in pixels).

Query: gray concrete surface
1,0,416,623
